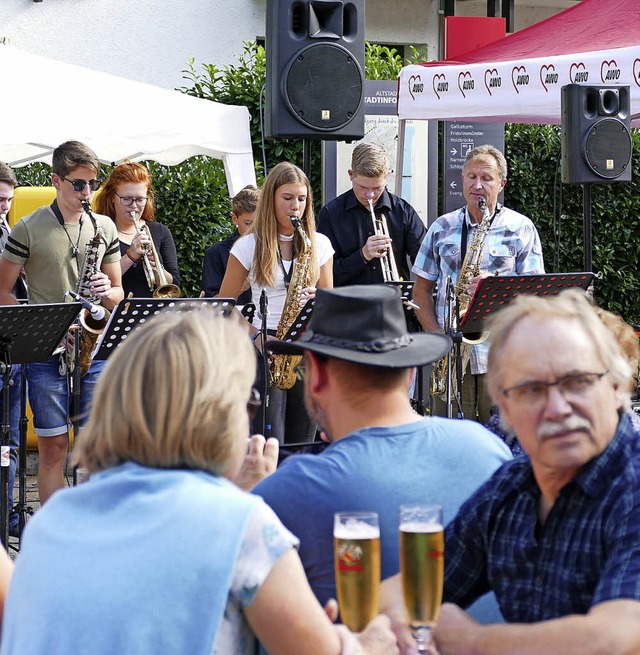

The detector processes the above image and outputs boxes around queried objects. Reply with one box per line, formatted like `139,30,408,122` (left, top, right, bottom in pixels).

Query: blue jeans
27,356,105,436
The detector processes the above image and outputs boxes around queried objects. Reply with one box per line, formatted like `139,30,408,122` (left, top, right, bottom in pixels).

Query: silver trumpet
130,211,181,298
368,199,400,282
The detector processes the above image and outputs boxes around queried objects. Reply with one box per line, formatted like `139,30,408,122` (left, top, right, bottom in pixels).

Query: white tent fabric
397,0,640,127
0,46,256,196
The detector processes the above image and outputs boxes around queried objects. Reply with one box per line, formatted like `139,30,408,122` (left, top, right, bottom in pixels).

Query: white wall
0,0,574,90
0,0,266,89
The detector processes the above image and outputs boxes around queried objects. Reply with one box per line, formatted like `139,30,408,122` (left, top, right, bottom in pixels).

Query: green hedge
505,124,640,323
11,44,640,322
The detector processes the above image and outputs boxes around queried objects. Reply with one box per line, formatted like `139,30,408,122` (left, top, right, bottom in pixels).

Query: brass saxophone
430,198,492,397
72,201,111,377
269,217,312,390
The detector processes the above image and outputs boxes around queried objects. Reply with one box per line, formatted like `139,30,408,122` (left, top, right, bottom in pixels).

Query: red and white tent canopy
397,0,640,126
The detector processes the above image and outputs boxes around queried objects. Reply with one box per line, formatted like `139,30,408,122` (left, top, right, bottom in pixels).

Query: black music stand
0,302,81,546
93,297,236,362
459,272,595,339
445,272,595,420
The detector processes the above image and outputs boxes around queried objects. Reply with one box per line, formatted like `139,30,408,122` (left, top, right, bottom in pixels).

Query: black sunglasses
59,175,102,192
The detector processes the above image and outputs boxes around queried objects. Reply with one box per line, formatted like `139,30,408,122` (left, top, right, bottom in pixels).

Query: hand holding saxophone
297,285,316,307
88,271,112,299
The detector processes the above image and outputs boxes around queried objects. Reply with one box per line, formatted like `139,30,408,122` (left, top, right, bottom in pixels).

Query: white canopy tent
0,45,256,196
397,0,640,126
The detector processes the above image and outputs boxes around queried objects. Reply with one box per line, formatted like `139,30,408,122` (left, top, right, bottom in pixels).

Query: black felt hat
267,285,451,368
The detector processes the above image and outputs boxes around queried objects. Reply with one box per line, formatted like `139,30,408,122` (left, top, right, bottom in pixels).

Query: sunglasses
59,175,102,192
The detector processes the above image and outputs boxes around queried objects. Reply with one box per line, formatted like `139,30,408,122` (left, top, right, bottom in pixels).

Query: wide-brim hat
267,285,452,368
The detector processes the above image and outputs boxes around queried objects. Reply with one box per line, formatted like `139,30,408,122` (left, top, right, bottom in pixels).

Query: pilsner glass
399,504,444,652
333,511,381,632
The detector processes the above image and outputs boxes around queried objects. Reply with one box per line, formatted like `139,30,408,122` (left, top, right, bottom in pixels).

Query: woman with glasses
96,162,180,297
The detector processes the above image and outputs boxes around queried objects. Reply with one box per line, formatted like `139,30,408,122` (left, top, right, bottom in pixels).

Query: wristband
126,250,140,263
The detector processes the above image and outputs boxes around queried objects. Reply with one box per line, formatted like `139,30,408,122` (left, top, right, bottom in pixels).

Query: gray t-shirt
4,205,120,305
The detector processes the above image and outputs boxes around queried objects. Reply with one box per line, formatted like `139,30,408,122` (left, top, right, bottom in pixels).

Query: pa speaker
266,0,365,141
561,84,632,184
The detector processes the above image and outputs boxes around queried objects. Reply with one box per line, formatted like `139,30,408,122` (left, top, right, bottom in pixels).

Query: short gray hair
465,144,507,180
487,289,631,411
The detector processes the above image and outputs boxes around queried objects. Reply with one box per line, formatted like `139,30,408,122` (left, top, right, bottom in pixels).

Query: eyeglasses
502,370,609,405
116,193,148,207
59,175,102,192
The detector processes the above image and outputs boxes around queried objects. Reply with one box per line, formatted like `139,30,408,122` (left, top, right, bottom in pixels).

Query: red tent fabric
397,0,640,125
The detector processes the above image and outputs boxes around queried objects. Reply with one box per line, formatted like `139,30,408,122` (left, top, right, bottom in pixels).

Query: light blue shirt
413,205,544,374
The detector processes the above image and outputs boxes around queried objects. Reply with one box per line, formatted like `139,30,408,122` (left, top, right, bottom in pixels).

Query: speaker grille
584,119,632,179
283,43,364,131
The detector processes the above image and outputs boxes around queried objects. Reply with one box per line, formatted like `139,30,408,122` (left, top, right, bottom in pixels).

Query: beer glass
334,511,381,632
399,504,444,652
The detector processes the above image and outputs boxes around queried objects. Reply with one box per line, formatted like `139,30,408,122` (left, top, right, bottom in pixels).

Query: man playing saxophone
412,145,544,424
0,141,123,505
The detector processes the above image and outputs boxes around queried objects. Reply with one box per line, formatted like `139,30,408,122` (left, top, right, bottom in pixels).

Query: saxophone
430,198,492,397
269,217,312,390
72,201,111,377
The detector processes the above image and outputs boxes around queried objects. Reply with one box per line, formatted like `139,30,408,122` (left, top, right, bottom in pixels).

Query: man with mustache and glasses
382,289,640,655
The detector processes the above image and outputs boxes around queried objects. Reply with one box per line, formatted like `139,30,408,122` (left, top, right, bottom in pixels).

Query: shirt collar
570,412,630,498
345,187,393,212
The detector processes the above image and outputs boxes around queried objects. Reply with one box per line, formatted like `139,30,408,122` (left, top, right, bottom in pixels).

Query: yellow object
7,186,87,450
8,187,56,226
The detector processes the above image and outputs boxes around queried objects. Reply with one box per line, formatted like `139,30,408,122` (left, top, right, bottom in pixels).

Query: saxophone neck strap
277,244,294,291
460,204,500,263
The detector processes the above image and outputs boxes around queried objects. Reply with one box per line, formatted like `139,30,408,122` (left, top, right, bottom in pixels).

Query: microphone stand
259,290,271,439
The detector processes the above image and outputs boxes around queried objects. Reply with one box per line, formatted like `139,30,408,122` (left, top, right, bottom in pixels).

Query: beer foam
334,520,380,540
400,522,444,533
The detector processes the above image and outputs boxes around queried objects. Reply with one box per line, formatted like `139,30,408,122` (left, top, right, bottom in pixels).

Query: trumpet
368,199,400,283
131,211,181,298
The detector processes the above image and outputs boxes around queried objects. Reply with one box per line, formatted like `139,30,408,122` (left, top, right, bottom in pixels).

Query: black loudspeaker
266,0,365,141
561,84,632,184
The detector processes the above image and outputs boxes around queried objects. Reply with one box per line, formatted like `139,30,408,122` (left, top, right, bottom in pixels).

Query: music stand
0,302,81,546
93,297,236,361
459,272,595,338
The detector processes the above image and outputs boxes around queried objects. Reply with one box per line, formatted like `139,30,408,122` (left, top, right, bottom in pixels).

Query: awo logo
432,73,449,99
570,62,589,83
458,71,474,98
634,59,640,87
407,74,424,101
511,65,530,93
540,64,558,93
484,68,501,96
601,60,621,83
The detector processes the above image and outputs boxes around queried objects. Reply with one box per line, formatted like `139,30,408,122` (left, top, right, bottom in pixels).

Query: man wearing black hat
253,284,511,622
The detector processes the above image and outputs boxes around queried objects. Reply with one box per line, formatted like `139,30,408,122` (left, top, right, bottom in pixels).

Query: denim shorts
26,356,105,437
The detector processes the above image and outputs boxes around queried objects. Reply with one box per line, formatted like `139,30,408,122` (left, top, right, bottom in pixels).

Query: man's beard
304,383,332,441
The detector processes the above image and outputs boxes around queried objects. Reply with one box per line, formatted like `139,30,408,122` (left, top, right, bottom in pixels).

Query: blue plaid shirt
444,412,640,622
412,205,544,374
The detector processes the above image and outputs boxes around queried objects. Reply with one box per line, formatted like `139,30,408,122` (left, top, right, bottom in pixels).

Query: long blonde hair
251,162,319,287
73,309,256,476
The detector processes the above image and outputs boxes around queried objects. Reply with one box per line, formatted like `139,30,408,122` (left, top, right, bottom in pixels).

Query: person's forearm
434,600,640,655
412,285,440,333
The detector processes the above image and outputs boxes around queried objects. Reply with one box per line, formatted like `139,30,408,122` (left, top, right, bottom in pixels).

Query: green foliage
505,123,640,323
365,43,405,80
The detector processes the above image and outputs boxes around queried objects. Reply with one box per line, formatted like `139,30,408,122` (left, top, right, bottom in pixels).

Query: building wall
0,0,574,91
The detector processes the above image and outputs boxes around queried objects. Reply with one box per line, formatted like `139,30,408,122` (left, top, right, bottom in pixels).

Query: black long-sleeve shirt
317,188,426,286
